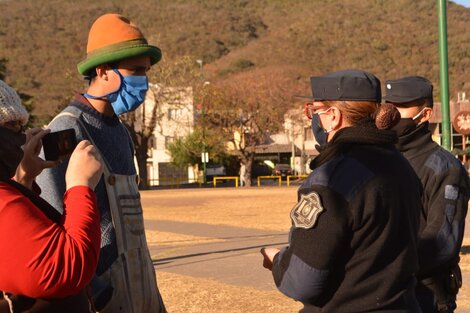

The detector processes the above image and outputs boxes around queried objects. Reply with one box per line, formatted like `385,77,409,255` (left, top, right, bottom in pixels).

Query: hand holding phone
260,247,280,271
14,128,59,189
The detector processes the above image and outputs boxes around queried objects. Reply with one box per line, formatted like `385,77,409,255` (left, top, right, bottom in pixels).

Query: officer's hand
261,247,280,271
66,140,103,190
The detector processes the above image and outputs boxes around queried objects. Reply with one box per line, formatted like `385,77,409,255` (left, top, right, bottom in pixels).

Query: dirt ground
141,186,470,312
141,187,297,232
143,187,301,313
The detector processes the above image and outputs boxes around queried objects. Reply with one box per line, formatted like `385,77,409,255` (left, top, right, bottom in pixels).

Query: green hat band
77,39,162,76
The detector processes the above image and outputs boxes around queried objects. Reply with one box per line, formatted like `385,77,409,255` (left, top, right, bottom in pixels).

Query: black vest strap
2,179,62,223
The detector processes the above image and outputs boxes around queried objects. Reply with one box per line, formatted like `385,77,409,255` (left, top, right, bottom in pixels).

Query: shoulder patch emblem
290,192,324,229
445,185,459,200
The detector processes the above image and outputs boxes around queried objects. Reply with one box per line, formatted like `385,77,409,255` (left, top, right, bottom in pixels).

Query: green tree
167,127,228,169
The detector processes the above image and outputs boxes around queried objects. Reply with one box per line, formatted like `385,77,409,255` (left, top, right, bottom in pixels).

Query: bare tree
120,84,162,189
284,106,309,175
203,67,301,186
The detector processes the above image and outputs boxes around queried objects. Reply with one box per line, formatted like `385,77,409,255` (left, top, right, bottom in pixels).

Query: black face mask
0,127,26,180
391,118,417,137
311,113,328,147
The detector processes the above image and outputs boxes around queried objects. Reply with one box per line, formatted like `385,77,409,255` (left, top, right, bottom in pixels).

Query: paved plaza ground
141,186,470,313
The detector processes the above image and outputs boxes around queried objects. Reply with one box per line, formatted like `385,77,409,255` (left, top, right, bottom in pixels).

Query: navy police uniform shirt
396,122,470,278
272,125,422,313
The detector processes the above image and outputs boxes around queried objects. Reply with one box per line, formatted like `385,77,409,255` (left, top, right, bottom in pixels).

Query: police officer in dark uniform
261,70,422,313
385,76,470,313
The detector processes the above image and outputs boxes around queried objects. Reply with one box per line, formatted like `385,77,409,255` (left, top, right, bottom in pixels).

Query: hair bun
375,103,400,130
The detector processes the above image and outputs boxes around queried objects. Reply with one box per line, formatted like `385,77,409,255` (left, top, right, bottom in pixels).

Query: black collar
312,124,397,170
395,122,437,159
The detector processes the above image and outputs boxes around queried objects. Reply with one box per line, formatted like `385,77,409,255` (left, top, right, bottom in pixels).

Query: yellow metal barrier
257,175,282,187
286,175,308,187
213,176,239,187
148,177,199,188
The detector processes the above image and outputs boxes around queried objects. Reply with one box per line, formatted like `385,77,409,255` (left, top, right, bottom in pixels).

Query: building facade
136,84,196,186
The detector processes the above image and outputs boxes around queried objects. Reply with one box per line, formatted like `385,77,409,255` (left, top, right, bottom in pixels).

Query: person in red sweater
0,79,103,312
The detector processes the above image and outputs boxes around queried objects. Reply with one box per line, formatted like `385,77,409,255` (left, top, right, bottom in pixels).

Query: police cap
384,76,433,107
310,69,381,103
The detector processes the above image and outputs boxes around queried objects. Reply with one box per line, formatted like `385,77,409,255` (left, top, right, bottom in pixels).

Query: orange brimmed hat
77,13,162,76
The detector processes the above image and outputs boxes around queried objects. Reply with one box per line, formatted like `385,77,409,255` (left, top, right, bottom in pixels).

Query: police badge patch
290,192,324,229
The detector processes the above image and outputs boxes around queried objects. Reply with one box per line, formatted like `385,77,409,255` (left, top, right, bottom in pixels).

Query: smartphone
42,128,78,161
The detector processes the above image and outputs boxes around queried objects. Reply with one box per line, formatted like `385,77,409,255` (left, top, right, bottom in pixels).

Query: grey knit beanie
0,80,29,126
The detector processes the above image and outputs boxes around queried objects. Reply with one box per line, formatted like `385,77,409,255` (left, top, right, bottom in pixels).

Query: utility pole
301,125,306,175
438,0,451,150
290,121,295,175
196,59,207,183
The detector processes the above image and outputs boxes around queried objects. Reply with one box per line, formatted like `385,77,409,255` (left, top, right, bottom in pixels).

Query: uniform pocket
119,194,146,250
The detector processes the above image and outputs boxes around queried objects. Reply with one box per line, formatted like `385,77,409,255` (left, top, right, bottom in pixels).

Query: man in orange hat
37,13,166,313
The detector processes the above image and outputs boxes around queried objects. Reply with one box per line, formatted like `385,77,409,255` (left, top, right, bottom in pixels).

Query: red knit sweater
0,183,100,298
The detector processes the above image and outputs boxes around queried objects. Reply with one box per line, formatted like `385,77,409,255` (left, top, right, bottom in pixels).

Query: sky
452,0,470,7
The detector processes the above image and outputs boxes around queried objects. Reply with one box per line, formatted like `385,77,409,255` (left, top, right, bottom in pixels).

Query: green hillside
0,0,469,124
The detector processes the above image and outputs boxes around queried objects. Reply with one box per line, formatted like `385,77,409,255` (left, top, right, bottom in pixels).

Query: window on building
304,127,313,141
168,108,183,120
165,136,174,149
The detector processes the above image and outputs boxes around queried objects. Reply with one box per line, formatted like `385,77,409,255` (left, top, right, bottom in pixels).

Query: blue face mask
85,69,148,116
311,114,328,147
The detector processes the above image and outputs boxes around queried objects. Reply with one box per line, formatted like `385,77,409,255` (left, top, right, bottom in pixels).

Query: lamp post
290,121,295,175
438,0,451,151
197,59,207,183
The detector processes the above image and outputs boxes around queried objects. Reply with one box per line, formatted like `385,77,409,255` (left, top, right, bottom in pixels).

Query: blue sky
452,0,470,7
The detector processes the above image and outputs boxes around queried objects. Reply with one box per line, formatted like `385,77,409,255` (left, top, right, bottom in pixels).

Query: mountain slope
0,0,468,123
